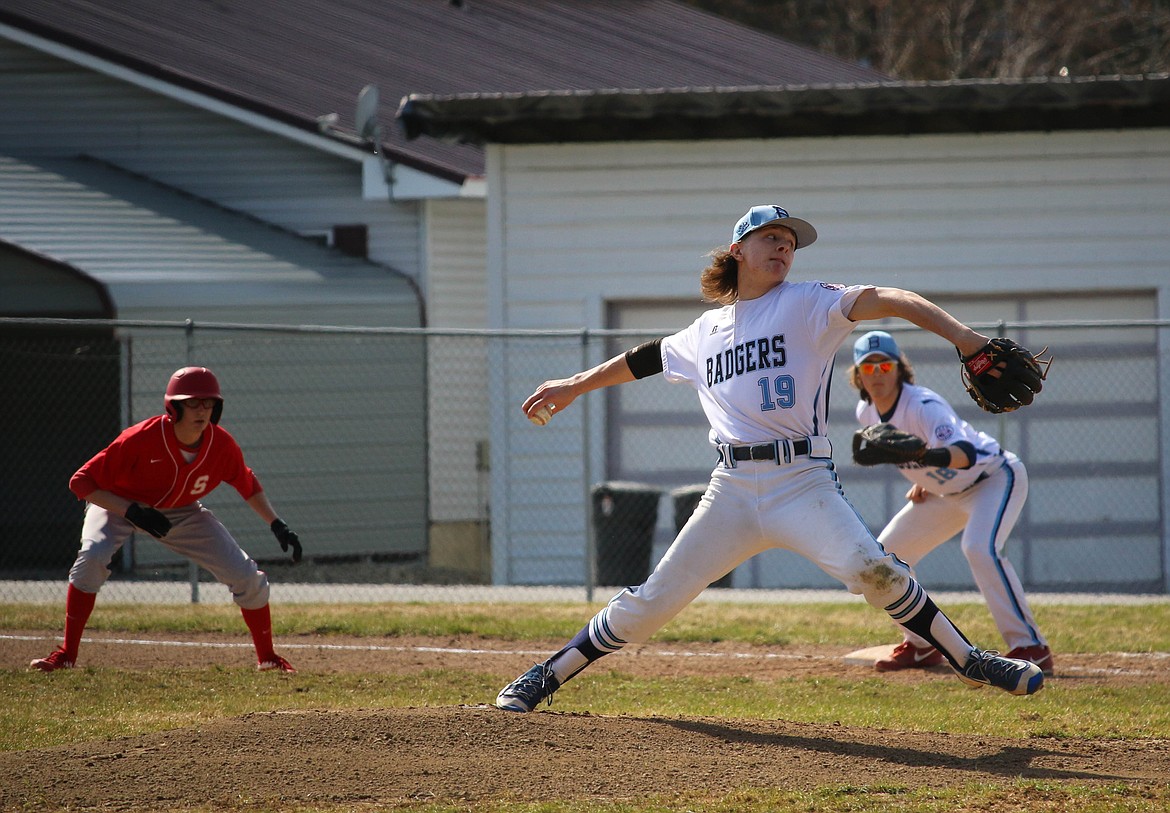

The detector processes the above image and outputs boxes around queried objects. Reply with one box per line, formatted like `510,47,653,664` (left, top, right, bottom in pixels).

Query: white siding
122,326,429,565
488,132,1170,586
425,198,491,523
424,198,488,327
0,39,432,563
0,39,423,282
492,131,1169,320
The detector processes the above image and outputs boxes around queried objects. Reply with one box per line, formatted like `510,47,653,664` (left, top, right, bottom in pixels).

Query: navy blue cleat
496,659,561,712
957,648,1044,695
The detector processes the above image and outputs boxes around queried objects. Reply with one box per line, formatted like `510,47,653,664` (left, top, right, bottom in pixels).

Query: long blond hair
699,248,738,305
700,225,799,305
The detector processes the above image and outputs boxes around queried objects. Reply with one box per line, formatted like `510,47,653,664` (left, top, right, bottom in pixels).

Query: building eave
398,74,1170,145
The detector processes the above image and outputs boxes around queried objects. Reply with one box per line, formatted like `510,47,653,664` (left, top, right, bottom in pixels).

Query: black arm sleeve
952,440,977,468
920,447,952,467
625,339,664,379
921,441,976,468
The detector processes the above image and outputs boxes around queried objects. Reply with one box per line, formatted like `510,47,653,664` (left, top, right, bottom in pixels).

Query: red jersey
70,415,263,508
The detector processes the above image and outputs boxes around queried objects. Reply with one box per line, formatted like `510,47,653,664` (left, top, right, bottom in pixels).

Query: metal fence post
582,329,596,603
185,319,200,605
996,319,1008,444
119,336,136,574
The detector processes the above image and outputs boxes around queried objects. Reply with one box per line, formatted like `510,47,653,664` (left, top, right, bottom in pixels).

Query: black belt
717,436,831,468
959,470,991,492
729,439,811,461
970,455,1007,488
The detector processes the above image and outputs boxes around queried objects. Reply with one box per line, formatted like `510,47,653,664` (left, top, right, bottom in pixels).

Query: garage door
606,292,1162,592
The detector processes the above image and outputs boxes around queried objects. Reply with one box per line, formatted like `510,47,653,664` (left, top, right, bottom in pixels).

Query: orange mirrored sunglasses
858,360,896,375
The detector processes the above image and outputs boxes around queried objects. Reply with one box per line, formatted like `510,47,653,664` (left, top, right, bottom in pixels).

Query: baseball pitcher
496,204,1049,712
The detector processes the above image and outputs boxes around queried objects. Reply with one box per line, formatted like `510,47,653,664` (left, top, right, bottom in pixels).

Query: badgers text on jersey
707,334,785,387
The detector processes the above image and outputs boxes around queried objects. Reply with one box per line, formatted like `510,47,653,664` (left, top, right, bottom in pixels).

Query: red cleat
30,647,75,672
1005,645,1055,676
257,654,296,673
875,641,945,672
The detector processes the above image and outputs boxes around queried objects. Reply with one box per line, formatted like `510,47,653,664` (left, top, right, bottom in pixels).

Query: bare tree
682,0,1170,79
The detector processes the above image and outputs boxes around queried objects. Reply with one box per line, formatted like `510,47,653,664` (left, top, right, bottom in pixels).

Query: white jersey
661,280,869,445
855,382,1004,495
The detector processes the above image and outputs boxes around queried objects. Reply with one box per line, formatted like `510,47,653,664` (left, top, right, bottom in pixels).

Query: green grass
1,667,497,751
34,783,1168,813
4,600,1170,748
4,601,1169,812
5,664,1167,752
5,600,1170,651
61,783,1170,813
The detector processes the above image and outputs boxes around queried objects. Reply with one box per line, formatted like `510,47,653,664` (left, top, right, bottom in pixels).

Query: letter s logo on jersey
190,475,210,496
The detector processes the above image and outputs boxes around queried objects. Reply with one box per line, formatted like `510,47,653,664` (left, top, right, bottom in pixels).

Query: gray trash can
591,481,662,586
671,483,733,588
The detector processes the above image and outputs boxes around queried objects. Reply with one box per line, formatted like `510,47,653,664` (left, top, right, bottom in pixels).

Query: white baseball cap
732,205,817,249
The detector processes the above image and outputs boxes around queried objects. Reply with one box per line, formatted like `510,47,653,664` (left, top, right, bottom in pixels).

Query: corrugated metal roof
0,0,889,182
397,74,1170,144
0,153,420,314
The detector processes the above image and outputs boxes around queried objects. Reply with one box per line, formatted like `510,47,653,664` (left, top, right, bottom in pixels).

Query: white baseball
529,405,553,426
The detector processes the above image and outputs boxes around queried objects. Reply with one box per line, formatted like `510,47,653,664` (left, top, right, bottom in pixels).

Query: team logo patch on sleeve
819,282,845,290
935,425,955,442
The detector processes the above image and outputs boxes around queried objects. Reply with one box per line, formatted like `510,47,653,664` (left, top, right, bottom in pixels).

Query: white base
843,643,897,667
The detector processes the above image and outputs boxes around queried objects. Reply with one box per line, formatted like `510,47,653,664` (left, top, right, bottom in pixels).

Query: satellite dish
355,82,394,198
356,84,380,142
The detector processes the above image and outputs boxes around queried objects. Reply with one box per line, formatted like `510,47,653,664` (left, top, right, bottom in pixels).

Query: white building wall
0,38,423,283
493,131,1168,320
488,130,1170,585
425,198,491,521
420,197,493,574
424,198,489,328
0,38,433,563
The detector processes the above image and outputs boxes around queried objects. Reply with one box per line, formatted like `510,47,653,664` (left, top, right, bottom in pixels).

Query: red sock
63,584,97,662
240,604,275,662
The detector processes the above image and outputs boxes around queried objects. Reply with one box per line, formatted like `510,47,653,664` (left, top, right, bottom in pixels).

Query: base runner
30,366,302,673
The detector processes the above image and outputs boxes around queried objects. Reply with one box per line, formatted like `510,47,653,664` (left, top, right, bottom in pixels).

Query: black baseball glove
959,338,1052,414
125,503,172,539
271,518,303,563
852,423,927,467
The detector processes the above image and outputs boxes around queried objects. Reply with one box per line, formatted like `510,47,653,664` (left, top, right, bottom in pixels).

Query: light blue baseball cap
731,205,817,249
853,331,902,365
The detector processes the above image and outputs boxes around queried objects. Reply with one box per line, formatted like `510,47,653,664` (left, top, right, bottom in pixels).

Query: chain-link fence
2,316,1166,602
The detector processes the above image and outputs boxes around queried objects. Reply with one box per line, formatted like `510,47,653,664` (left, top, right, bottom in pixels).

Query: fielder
497,204,1048,712
849,330,1053,675
30,366,302,673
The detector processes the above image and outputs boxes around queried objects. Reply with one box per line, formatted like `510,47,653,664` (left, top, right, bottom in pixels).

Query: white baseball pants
878,453,1045,651
597,458,919,648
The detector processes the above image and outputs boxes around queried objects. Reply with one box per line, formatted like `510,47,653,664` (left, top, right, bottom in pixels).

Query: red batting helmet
164,366,224,424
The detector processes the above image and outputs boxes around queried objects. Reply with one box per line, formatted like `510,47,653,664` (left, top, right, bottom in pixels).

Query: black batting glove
270,518,302,563
125,503,171,539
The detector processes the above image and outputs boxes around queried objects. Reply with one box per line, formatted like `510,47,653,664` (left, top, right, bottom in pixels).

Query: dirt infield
4,633,1170,810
